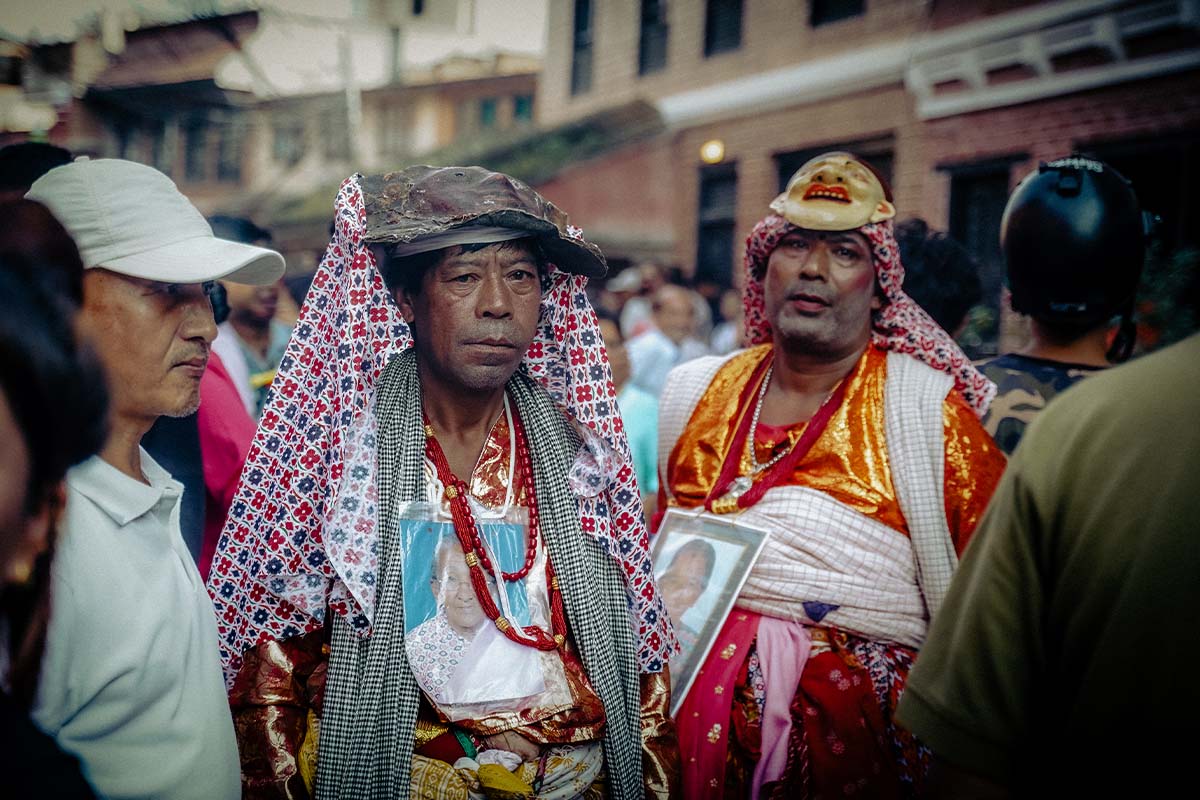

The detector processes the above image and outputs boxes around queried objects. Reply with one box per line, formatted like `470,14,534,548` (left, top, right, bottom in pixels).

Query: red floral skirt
687,624,929,799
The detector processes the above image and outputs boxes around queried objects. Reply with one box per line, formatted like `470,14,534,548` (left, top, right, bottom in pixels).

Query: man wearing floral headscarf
657,152,1005,798
208,167,678,799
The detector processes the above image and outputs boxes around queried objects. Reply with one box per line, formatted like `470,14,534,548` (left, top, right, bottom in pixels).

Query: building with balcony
528,0,1200,354
11,4,539,271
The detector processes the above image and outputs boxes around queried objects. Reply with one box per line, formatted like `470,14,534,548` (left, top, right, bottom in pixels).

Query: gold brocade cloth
231,412,679,798
666,343,1004,553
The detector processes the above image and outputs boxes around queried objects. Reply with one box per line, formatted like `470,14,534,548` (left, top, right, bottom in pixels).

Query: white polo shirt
32,449,239,800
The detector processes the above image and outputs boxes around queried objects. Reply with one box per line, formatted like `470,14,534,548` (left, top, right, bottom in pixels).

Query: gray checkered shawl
316,348,643,799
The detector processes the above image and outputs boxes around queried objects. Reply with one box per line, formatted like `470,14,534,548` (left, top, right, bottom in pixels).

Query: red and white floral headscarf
742,214,996,415
208,176,675,684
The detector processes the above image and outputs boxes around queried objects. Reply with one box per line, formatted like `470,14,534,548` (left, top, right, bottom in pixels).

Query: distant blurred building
0,39,58,142
244,55,537,260
15,10,275,229
8,2,1198,353
8,3,538,275
526,0,1200,355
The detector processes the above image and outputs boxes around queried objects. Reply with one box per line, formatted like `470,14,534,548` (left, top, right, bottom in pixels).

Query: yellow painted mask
769,152,896,231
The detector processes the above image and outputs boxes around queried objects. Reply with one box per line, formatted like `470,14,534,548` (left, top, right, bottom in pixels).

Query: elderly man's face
763,228,878,360
397,241,542,393
78,270,216,424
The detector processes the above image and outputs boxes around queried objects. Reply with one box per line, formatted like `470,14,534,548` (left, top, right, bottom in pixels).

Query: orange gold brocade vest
666,344,1001,552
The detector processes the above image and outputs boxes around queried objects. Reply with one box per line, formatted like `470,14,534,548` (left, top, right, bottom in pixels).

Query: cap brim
539,236,607,279
607,271,643,292
97,235,286,285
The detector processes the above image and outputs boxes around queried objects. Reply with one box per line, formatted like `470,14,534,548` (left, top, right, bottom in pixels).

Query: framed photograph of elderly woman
652,507,771,716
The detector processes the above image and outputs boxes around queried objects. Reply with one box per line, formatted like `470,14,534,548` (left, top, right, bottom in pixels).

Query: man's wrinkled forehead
440,238,538,265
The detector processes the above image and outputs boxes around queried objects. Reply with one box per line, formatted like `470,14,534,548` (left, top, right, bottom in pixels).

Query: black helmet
1001,155,1144,323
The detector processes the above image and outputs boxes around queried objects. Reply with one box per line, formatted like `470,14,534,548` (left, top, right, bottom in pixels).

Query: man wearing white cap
25,158,285,800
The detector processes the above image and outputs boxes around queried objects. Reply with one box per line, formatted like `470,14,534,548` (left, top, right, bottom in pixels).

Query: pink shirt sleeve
199,352,257,508
197,352,257,580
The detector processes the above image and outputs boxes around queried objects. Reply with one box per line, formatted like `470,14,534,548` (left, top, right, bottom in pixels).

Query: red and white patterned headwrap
207,176,675,684
742,214,996,415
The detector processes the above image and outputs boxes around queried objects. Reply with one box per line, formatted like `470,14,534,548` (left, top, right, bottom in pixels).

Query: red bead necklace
423,398,567,651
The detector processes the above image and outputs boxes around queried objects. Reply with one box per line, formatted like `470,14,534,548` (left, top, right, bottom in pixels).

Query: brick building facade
533,0,1200,353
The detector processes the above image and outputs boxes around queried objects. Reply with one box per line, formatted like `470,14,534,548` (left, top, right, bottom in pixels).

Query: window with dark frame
696,163,739,288
639,0,669,75
1081,134,1199,251
319,107,350,161
571,0,594,96
947,160,1015,357
148,121,168,175
704,0,743,57
183,117,208,183
274,117,306,165
376,103,403,156
810,0,865,28
215,113,244,183
513,94,534,122
0,55,21,86
479,97,497,129
116,122,133,161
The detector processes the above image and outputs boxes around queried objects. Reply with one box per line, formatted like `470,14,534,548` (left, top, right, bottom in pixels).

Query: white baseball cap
26,157,285,285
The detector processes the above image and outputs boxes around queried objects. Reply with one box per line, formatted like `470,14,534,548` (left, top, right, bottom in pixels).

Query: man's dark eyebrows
434,253,488,276
495,243,538,264
442,245,535,265
826,232,870,247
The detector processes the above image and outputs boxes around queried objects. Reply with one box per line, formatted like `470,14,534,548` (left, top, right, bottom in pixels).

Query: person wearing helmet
979,155,1146,454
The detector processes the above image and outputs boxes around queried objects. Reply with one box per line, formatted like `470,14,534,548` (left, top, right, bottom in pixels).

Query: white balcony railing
907,0,1200,119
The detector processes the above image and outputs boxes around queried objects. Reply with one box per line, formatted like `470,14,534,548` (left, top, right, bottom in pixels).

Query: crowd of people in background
0,137,1195,800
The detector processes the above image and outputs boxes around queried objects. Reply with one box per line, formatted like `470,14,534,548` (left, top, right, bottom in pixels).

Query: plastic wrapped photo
397,503,551,720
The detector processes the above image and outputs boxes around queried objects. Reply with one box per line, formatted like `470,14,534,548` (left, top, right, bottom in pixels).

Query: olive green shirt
898,334,1200,792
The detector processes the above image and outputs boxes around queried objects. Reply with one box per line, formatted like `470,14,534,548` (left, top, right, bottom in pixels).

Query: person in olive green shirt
897,332,1200,797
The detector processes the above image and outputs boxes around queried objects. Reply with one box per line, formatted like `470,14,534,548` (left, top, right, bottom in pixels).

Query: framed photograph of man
652,507,771,716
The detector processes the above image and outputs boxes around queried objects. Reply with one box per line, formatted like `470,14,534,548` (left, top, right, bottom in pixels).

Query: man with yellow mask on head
657,152,1006,798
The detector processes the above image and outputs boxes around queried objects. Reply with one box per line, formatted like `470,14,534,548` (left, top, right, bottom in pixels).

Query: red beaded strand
423,399,567,651
424,413,537,581
509,405,567,649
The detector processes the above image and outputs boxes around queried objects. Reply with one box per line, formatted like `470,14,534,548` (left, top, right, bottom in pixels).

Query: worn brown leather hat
361,165,607,278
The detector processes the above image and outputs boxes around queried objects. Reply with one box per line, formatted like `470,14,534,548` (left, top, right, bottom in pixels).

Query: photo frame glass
652,507,771,716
